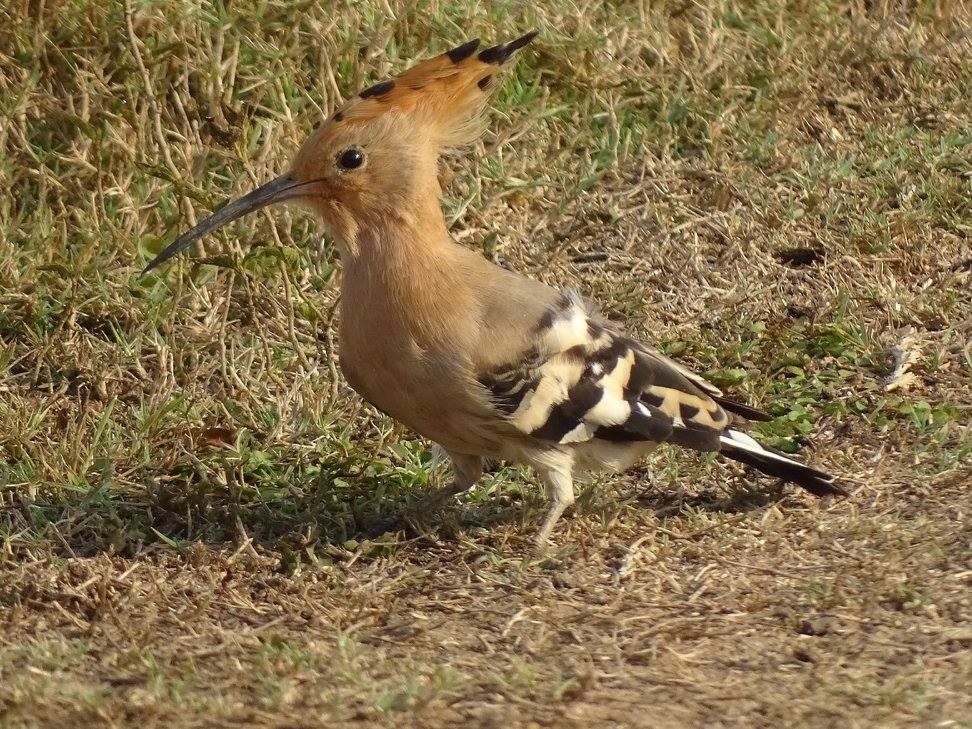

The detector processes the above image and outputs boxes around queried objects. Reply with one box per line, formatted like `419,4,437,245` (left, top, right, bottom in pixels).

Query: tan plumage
145,33,846,544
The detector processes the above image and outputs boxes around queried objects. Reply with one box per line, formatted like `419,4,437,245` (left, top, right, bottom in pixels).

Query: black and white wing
478,294,844,496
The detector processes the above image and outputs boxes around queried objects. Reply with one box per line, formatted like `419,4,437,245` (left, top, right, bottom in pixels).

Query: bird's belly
338,341,507,457
573,440,659,474
339,352,433,424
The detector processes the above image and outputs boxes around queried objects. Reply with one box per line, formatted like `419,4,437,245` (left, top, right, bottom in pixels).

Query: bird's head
143,32,538,272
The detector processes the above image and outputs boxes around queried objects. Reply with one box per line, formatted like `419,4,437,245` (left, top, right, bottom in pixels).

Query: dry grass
1,0,970,726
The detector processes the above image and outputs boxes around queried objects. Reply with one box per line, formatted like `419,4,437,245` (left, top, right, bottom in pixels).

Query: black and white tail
719,429,847,497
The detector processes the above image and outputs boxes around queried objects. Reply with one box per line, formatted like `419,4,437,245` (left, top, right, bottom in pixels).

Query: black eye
338,148,364,170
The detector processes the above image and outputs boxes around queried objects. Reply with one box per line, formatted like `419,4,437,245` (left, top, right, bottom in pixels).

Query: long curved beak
142,172,312,274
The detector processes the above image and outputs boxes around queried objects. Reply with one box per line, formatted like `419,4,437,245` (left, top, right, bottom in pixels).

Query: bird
144,32,847,544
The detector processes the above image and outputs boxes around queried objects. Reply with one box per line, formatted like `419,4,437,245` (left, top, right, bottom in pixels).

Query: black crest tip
478,30,539,65
506,30,539,54
446,38,481,63
360,79,395,99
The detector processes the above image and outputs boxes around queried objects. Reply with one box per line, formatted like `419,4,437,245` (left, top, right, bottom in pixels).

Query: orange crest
330,32,538,149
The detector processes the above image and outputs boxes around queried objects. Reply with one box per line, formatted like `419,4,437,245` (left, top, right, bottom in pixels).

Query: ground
1,1,970,726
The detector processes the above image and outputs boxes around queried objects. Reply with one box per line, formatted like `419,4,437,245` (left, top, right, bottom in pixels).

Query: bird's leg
535,468,575,546
406,451,483,532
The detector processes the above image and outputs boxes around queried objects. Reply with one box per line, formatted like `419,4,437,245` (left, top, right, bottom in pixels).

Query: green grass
1,0,970,726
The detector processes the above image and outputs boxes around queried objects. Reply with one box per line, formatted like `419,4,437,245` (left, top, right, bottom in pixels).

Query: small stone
793,645,818,663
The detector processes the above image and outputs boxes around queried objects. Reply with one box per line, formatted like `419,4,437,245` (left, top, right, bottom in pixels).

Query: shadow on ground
3,454,793,558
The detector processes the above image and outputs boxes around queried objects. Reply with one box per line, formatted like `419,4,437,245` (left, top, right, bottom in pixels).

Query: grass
1,0,970,726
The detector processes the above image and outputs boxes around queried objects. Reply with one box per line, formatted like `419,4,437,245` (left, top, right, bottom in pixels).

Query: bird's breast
336,308,510,456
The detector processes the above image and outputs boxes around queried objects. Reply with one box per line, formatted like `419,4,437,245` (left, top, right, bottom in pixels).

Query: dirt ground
1,1,970,726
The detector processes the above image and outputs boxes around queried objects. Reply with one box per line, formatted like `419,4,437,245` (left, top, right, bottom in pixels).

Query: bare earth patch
1,1,969,726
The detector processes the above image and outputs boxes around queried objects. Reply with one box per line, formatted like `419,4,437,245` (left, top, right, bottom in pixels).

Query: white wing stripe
719,429,836,483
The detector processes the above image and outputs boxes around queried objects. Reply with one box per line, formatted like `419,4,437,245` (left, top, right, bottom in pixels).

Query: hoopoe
145,32,846,544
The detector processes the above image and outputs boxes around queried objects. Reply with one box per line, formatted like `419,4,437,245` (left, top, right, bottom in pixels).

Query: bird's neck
346,194,457,276
338,204,478,347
